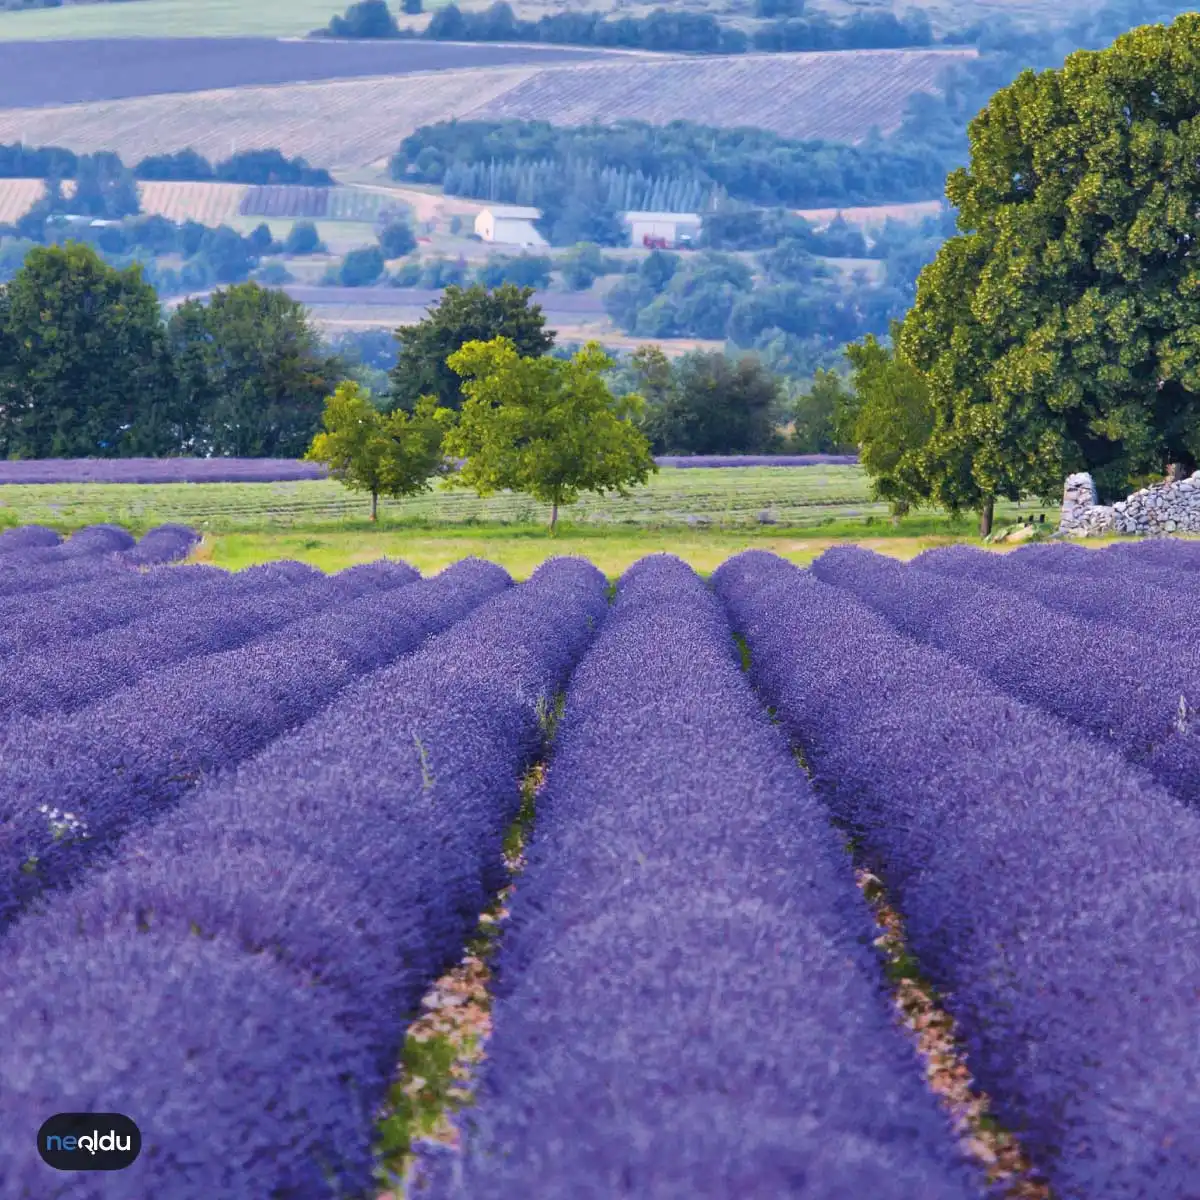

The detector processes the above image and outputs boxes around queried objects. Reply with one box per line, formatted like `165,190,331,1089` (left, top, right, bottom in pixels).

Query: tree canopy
0,243,178,457
388,283,555,413
437,337,655,531
305,380,445,520
168,282,340,457
632,348,785,456
898,13,1200,515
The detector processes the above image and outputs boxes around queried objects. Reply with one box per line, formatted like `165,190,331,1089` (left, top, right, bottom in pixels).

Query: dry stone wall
1058,470,1200,537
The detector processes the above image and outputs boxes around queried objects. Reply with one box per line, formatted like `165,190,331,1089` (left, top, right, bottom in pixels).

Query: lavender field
0,456,856,486
0,38,613,109
1,529,1196,1198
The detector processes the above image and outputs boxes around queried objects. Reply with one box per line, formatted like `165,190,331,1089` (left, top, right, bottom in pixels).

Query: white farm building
621,211,703,249
474,205,549,248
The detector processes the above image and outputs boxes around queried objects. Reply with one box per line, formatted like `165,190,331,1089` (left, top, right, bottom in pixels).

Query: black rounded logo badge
37,1113,141,1171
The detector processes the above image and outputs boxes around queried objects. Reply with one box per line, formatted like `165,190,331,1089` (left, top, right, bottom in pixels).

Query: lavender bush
0,559,505,931
1106,537,1200,571
124,523,202,566
714,550,1200,1200
428,555,978,1200
0,557,608,1198
0,563,229,655
0,524,200,596
0,524,61,553
0,564,231,662
59,524,137,556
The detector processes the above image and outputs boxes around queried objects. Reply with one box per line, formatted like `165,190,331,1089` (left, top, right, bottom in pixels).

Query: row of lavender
414,556,979,1198
0,456,856,485
0,553,513,931
0,557,609,1196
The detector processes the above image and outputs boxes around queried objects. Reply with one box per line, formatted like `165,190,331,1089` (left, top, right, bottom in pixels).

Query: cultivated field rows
0,530,1197,1196
0,470,897,531
0,177,398,226
476,48,975,142
0,68,544,169
0,176,45,224
0,48,974,168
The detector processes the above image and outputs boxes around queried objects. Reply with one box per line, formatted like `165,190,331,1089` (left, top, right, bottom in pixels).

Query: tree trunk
979,496,995,538
370,489,378,523
1166,462,1189,484
549,499,559,536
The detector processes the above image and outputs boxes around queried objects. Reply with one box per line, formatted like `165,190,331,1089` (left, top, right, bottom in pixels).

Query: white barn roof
620,211,702,223
482,204,543,220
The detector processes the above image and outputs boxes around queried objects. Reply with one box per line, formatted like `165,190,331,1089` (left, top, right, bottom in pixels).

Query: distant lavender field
0,456,857,485
0,460,329,485
657,455,859,468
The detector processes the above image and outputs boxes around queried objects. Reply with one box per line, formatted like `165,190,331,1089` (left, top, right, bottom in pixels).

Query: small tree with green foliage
378,219,417,259
305,381,445,521
340,246,385,287
841,327,935,522
284,221,325,255
789,368,854,454
324,0,399,39
437,337,655,532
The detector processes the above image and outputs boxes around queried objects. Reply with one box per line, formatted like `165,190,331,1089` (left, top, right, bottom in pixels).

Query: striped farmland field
0,48,974,169
472,49,976,142
0,178,393,227
0,177,44,223
239,185,330,219
0,178,250,225
238,185,401,223
138,181,248,224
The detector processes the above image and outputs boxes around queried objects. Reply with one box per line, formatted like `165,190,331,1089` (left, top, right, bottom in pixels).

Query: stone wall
1057,470,1200,537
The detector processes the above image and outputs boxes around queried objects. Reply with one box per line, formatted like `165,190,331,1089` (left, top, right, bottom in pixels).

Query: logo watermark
37,1113,141,1172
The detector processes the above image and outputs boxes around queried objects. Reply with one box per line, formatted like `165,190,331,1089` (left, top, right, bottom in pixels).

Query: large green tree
388,283,555,413
305,381,445,521
899,14,1200,525
168,282,341,457
437,337,655,532
0,242,178,457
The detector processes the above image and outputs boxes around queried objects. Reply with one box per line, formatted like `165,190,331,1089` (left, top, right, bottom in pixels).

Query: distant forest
392,121,947,214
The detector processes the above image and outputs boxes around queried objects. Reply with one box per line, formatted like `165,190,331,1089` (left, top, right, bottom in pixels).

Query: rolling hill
0,47,975,170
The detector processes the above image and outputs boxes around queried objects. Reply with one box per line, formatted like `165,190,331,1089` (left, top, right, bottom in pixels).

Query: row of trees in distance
0,247,840,479
0,144,333,187
0,244,342,459
319,0,937,53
